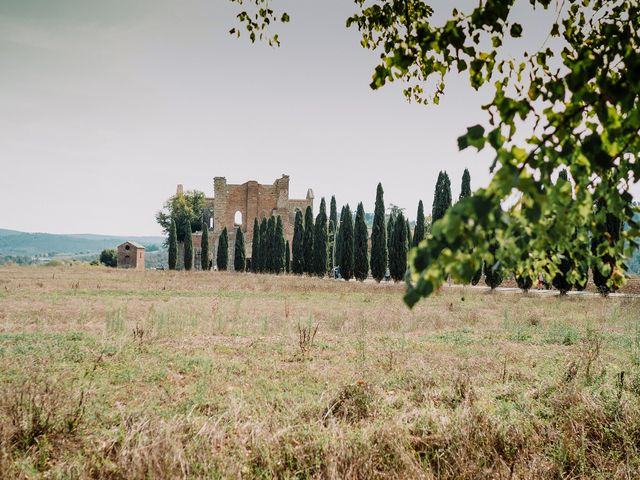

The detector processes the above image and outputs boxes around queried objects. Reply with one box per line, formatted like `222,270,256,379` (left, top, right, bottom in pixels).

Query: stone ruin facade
176,175,314,270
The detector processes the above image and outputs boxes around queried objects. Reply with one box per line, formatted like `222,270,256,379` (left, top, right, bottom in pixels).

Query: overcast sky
1,0,637,236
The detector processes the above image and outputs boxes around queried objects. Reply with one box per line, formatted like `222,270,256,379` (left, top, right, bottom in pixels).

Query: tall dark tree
432,171,452,223
432,171,444,221
216,227,229,270
573,225,590,291
329,196,338,271
183,221,193,271
484,244,503,289
389,212,407,282
285,240,291,274
335,206,346,269
459,168,472,201
386,214,395,266
405,219,411,252
329,196,338,237
259,217,268,273
413,200,425,247
251,218,260,273
201,217,210,271
303,206,314,275
354,202,369,281
371,183,387,282
234,226,246,272
265,216,276,273
274,216,285,273
313,198,328,277
168,218,177,270
340,205,354,281
291,210,304,274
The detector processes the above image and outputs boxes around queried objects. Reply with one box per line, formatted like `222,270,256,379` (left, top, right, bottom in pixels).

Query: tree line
162,167,623,295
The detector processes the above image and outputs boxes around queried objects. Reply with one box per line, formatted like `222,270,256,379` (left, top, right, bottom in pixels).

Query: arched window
234,210,243,226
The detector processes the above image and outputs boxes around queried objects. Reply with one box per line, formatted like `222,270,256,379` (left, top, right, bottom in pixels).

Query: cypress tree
552,253,574,294
484,243,503,289
432,171,452,223
234,226,246,272
389,212,407,282
313,198,328,277
216,227,228,270
516,272,533,292
266,216,276,273
259,217,268,273
459,168,472,201
201,217,210,271
340,205,354,281
285,240,291,273
432,172,444,222
354,202,369,281
183,221,193,271
329,196,338,238
168,218,177,270
292,210,304,274
251,218,260,273
386,214,395,265
329,196,338,271
405,219,411,251
335,205,346,269
274,216,285,273
413,200,425,247
371,183,387,282
303,206,314,275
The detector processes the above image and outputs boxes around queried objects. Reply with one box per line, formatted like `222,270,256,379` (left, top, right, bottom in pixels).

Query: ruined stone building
116,241,145,270
177,175,314,270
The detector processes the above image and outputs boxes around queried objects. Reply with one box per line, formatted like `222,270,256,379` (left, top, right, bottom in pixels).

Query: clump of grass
323,381,376,424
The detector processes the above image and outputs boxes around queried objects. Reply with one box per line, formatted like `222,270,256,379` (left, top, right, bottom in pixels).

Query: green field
1,265,640,479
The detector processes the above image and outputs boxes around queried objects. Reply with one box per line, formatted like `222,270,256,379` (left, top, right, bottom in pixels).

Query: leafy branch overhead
229,0,640,305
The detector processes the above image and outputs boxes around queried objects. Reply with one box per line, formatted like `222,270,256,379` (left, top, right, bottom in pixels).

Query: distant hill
0,228,165,257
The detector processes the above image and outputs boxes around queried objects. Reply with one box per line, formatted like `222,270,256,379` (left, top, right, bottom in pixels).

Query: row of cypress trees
251,215,288,274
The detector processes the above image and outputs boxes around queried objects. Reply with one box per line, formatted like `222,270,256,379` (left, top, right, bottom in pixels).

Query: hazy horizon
2,0,638,236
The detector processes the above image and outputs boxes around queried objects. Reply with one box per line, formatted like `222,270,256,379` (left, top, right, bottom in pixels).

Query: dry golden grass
1,264,640,479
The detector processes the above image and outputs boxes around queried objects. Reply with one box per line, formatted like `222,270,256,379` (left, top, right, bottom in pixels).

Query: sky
1,0,637,236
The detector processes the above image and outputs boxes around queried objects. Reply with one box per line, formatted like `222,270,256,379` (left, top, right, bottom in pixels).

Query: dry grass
1,264,640,478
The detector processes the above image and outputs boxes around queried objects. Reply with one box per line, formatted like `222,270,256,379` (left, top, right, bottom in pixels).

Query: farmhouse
116,241,145,270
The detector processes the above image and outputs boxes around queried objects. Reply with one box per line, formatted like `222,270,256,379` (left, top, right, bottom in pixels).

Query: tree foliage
459,169,471,201
231,0,640,306
274,216,285,273
303,206,314,275
371,183,388,282
259,217,268,273
156,190,206,242
99,249,117,268
313,198,329,277
354,202,369,281
252,218,260,273
340,205,354,281
285,240,291,273
201,218,210,271
183,221,193,271
168,218,177,270
389,211,408,282
217,227,229,271
413,200,425,247
234,226,246,272
292,210,304,274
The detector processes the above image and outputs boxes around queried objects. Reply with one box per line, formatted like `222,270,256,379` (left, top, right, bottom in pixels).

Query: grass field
1,265,640,479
